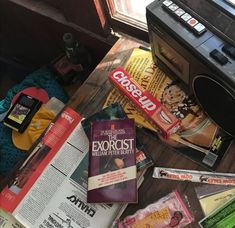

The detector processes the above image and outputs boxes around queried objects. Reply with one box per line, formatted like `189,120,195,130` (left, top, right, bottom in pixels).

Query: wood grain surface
68,36,235,227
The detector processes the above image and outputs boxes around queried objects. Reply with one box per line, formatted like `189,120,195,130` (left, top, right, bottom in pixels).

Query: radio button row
210,49,228,65
162,0,207,36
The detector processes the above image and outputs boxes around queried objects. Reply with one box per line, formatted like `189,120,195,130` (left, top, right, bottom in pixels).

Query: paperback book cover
81,103,153,172
87,118,137,203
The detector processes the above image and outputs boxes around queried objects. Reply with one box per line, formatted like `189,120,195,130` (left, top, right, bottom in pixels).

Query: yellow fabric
12,106,56,151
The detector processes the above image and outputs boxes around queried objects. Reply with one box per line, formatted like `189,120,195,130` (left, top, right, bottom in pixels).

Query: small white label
194,23,206,33
163,0,173,7
174,8,185,17
181,13,192,22
168,3,179,11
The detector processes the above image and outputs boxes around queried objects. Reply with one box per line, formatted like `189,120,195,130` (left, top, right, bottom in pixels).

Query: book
104,47,233,170
81,103,127,137
81,103,154,173
81,103,153,224
87,118,137,203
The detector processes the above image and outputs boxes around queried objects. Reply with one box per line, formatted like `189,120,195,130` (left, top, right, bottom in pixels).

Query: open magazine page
104,47,233,170
12,122,126,228
0,107,82,212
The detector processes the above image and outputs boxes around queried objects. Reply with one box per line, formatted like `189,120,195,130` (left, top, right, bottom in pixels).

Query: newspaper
104,47,233,170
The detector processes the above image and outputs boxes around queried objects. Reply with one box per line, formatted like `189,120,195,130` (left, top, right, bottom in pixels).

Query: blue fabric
0,66,69,113
0,66,69,177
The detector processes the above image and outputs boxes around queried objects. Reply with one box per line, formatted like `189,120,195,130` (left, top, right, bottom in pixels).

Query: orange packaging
109,67,181,138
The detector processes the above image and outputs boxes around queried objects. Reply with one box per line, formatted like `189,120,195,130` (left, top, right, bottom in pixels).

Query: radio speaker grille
193,75,235,136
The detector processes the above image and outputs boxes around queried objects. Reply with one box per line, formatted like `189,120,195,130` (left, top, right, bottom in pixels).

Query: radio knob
222,44,235,59
210,49,229,65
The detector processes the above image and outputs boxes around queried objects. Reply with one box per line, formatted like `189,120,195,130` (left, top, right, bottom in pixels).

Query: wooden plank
67,36,235,226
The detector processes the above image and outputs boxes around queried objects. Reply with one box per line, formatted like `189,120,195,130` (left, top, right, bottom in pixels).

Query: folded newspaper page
104,47,233,170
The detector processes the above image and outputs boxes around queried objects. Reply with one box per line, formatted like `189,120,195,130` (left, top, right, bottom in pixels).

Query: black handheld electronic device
3,93,42,133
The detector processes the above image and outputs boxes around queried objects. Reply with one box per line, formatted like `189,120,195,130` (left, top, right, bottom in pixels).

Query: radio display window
152,32,190,84
159,45,184,74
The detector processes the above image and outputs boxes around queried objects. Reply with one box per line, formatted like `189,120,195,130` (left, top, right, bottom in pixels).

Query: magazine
0,208,25,228
0,107,82,212
108,67,180,138
104,47,233,170
0,108,122,227
0,105,153,228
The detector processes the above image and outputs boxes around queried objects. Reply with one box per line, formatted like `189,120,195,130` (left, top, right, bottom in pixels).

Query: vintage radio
146,0,235,136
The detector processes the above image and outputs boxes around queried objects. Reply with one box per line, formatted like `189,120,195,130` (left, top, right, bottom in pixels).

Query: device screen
8,104,30,124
